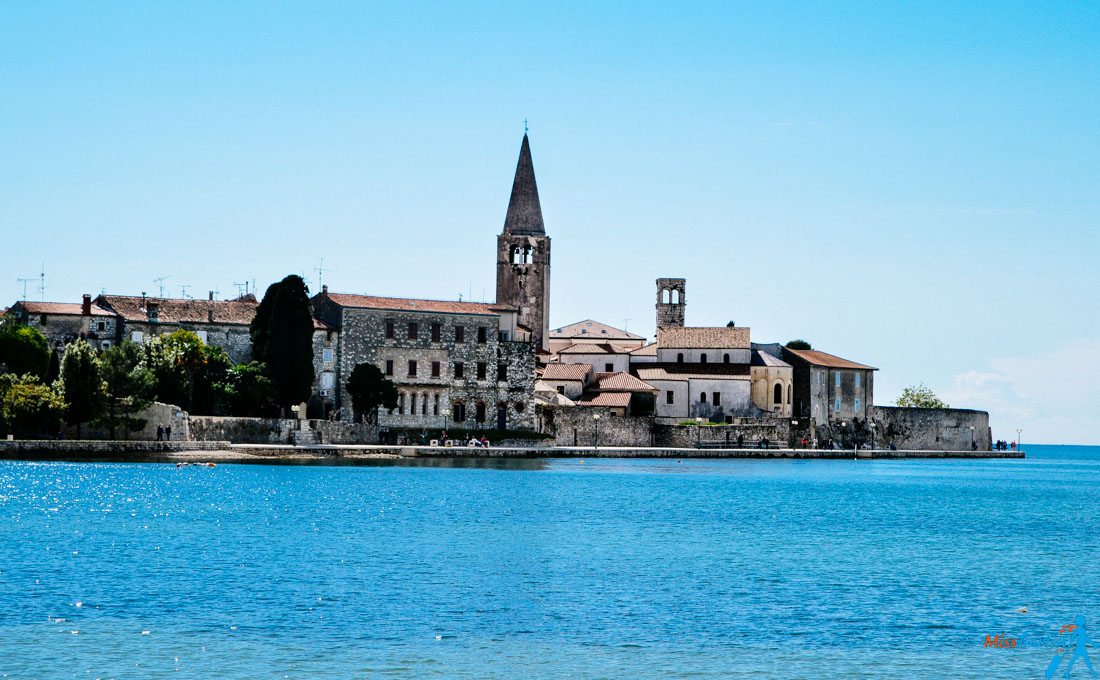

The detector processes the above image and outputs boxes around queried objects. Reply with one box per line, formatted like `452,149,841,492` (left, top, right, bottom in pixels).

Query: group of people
438,430,490,448
993,440,1017,451
155,425,172,441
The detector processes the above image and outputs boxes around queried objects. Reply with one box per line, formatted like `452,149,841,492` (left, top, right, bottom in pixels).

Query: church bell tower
495,134,551,351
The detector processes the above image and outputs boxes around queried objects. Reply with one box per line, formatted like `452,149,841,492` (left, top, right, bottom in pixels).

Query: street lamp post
870,421,876,450
970,425,975,450
695,417,703,448
792,420,799,448
593,413,601,449
1016,428,1022,452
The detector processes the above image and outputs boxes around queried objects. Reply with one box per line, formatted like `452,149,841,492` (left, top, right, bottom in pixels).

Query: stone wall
190,416,379,445
62,401,189,441
869,406,991,451
538,405,656,447
654,418,789,449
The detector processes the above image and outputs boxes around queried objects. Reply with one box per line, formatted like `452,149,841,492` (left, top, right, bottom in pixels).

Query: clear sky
2,2,1098,444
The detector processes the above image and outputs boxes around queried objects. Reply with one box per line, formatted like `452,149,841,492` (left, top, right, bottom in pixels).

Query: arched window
410,393,417,414
475,401,487,423
723,353,730,363
662,289,670,304
511,246,522,264
422,393,428,415
773,383,783,405
453,402,466,423
677,353,684,363
434,394,440,416
787,384,792,405
671,289,680,304
700,392,707,403
700,353,707,364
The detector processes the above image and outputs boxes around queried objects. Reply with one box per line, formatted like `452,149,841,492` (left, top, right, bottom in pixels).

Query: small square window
454,362,464,379
431,361,440,378
455,326,465,342
385,320,395,339
477,362,487,380
497,363,508,382
604,363,613,372
408,360,417,377
666,390,674,404
408,322,418,340
431,323,441,342
322,348,334,363
477,327,487,344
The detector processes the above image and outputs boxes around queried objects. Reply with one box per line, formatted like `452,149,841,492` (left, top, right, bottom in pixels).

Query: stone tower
656,278,686,328
496,134,551,351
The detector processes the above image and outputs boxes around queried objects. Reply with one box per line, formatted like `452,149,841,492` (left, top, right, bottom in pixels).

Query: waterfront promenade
0,439,1025,463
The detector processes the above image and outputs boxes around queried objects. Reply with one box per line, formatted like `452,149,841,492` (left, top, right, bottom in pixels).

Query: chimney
322,285,328,294
208,291,214,301
82,294,92,316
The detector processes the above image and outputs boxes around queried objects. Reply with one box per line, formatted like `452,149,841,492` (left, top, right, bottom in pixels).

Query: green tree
785,339,813,350
46,348,61,384
0,324,50,379
0,374,65,437
218,361,279,417
346,363,398,424
58,339,105,437
142,330,229,413
191,345,232,416
96,342,155,439
895,383,949,409
251,275,315,413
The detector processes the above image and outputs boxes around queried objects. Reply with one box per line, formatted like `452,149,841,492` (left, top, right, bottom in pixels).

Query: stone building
311,290,535,430
94,293,259,363
308,316,340,418
538,362,593,400
779,347,876,425
5,295,117,351
495,134,551,351
554,342,632,374
750,350,793,417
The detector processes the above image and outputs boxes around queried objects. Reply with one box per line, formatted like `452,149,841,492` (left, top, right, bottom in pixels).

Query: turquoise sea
1,445,1098,678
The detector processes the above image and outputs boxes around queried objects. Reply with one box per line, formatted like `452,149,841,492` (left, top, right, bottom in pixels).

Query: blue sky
2,2,1098,443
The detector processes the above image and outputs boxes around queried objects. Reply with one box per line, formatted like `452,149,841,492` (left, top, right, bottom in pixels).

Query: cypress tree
250,275,315,413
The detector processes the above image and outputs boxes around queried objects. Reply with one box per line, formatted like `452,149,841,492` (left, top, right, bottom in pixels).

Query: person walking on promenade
156,426,164,441
165,426,172,441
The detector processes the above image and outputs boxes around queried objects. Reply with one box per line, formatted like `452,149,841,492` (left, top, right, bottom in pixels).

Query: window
408,322,418,340
677,353,684,363
713,392,721,405
321,372,335,389
557,386,565,395
398,393,405,415
855,373,861,388
455,326,465,342
453,402,466,422
433,394,440,416
431,323,441,342
385,320,395,339
431,361,440,378
788,384,792,405
454,362,464,379
666,390,674,404
497,363,508,381
477,326,487,344
477,362,487,380
723,353,730,363
854,398,861,413
475,401,486,423
408,360,417,377
701,354,707,364
96,321,106,332
700,393,707,403
835,372,841,387
131,331,144,343
604,363,614,372
422,393,428,415
410,393,417,414
147,304,159,322
322,348,334,363
774,384,783,405
196,330,208,344
835,397,841,412
385,360,394,376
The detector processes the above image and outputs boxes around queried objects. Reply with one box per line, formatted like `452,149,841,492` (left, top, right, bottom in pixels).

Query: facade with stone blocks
5,296,119,351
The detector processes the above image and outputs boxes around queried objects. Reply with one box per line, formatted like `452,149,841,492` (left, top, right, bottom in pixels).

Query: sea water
1,445,1098,678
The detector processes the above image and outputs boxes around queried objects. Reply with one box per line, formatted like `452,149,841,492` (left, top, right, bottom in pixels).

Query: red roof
14,301,114,316
541,363,593,381
575,392,632,408
557,342,632,355
634,364,751,382
594,371,657,392
322,292,513,316
96,295,257,325
783,348,877,370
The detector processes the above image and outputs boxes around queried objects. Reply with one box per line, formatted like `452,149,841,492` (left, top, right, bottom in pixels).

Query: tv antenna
37,263,46,301
153,275,171,298
315,258,333,290
17,276,35,301
233,281,249,298
180,284,192,299
622,318,633,332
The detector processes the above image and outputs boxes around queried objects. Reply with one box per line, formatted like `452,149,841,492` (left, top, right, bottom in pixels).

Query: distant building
5,295,117,351
780,347,876,424
538,362,593,400
750,350,793,417
548,319,646,354
553,342,633,374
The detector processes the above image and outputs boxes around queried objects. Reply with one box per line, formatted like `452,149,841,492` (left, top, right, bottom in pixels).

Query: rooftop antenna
524,118,529,134
622,318,633,333
180,284,192,299
17,276,34,301
315,258,333,290
153,275,171,298
37,263,46,301
233,281,248,298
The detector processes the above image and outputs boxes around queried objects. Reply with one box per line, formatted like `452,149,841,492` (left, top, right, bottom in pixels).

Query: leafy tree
0,324,50,379
96,342,155,439
785,339,813,350
46,348,61,384
191,345,232,416
0,374,65,437
142,330,229,413
251,275,315,413
895,383,949,409
58,339,105,437
346,363,397,424
218,361,279,417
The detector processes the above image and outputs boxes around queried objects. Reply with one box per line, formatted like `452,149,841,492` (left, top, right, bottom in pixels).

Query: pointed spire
502,134,545,236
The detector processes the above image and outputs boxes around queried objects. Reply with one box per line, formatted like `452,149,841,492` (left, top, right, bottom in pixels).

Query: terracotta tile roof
313,317,338,331
13,301,114,317
550,319,645,340
783,348,877,370
634,363,751,382
751,350,791,368
322,292,513,316
594,371,657,392
540,363,593,382
630,342,657,356
557,342,632,355
96,295,258,325
657,326,750,349
575,391,632,408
